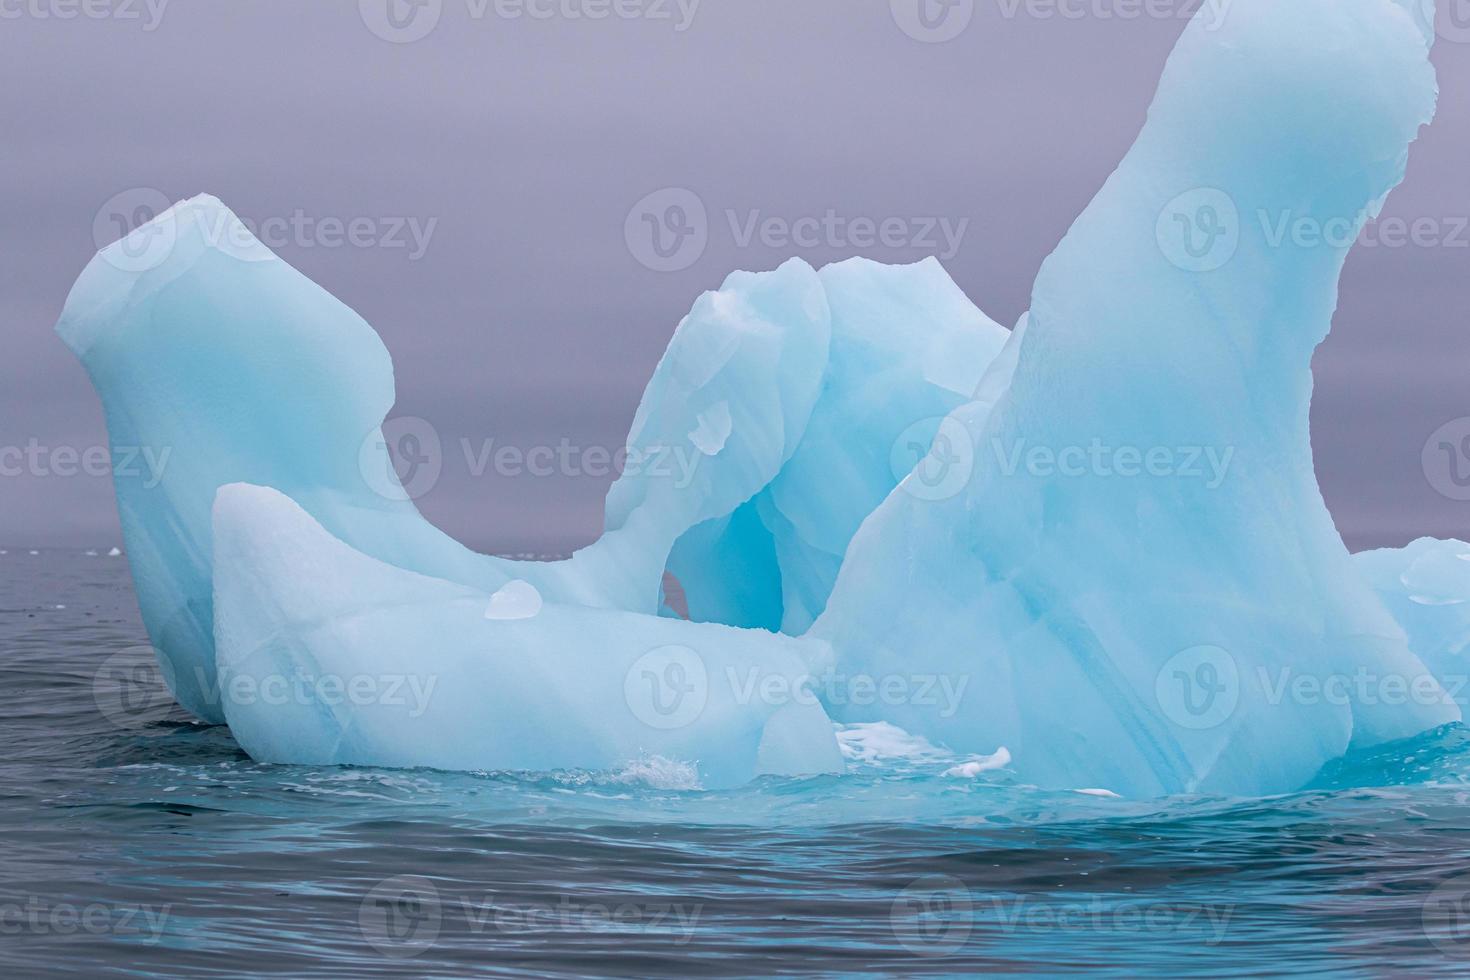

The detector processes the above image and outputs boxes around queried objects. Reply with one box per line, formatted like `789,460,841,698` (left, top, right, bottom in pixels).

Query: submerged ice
57,0,1466,796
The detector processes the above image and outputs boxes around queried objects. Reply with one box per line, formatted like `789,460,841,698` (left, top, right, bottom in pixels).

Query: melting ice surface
57,0,1468,798
211,484,842,788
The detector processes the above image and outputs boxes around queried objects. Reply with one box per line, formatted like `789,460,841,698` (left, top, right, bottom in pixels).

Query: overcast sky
2,0,1467,552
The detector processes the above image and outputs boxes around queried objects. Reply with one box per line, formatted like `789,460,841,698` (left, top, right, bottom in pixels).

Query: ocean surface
6,549,1470,978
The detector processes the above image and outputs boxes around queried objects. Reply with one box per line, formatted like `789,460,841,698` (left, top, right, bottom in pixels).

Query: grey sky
2,0,1467,552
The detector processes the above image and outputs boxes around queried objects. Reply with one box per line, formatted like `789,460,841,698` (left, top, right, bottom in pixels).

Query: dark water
6,550,1470,978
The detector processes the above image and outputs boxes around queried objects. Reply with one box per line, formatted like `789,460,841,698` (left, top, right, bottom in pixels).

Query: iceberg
1357,538,1470,709
211,483,843,786
55,0,1461,796
666,257,1009,633
810,0,1457,797
57,199,828,721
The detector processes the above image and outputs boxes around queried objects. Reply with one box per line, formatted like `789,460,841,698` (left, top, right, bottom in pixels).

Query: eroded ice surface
56,0,1461,796
211,483,843,787
57,201,827,721
811,0,1457,797
666,257,1008,633
1357,538,1470,708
